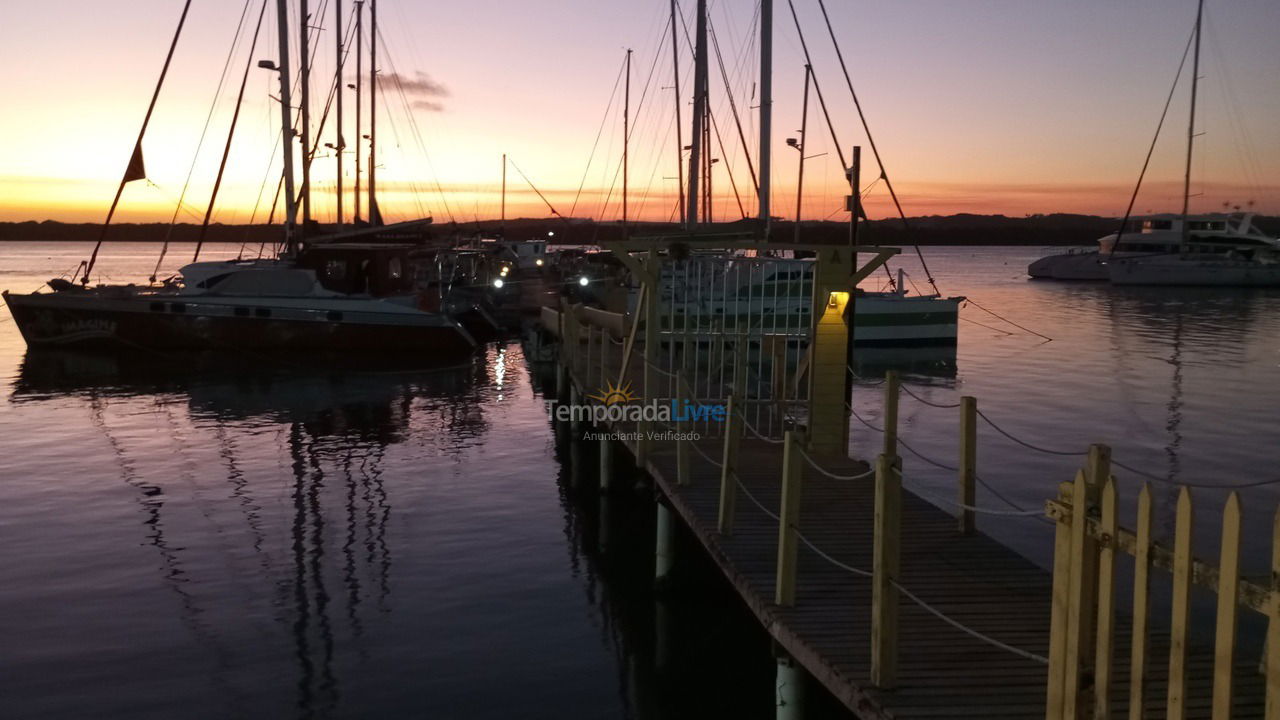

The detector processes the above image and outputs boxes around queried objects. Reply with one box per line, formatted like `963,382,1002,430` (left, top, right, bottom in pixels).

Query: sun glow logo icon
587,380,637,406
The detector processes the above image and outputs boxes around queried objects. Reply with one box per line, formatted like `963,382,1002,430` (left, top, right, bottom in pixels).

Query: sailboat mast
758,0,773,235
82,0,193,284
685,0,707,229
1180,0,1203,249
669,0,685,227
334,0,344,226
353,1,363,223
299,0,313,228
793,64,810,244
368,0,378,220
276,0,299,251
623,48,631,241
501,153,506,234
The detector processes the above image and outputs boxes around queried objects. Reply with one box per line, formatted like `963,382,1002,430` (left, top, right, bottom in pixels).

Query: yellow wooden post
1094,478,1119,720
1266,507,1280,720
1046,480,1075,720
1128,483,1153,720
718,394,741,535
806,246,854,457
1168,487,1195,720
871,453,902,689
638,254,659,467
1063,469,1091,719
585,314,594,386
1212,492,1242,719
882,370,899,458
775,430,805,607
958,395,977,535
598,326,607,388
676,369,691,486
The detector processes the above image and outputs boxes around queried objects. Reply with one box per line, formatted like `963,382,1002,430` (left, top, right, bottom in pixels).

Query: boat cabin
299,243,417,296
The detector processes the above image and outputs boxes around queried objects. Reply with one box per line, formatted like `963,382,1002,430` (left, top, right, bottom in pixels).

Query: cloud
412,100,446,113
384,71,448,98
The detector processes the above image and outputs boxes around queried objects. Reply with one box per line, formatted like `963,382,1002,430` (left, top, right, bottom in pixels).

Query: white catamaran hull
1108,256,1280,287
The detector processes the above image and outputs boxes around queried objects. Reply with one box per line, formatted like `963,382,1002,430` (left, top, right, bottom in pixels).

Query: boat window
234,307,250,317
169,302,186,314
196,273,232,289
388,257,403,280
254,307,271,318
149,302,164,312
325,259,347,280
1151,220,1173,230
327,310,343,322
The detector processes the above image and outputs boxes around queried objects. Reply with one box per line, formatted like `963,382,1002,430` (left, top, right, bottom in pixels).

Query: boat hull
1028,251,1111,280
1108,257,1280,287
2,290,477,357
854,295,961,347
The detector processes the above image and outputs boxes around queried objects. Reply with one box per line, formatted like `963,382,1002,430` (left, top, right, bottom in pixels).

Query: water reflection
10,349,495,718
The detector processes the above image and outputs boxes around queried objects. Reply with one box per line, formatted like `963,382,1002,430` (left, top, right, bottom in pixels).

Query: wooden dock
542,296,1275,719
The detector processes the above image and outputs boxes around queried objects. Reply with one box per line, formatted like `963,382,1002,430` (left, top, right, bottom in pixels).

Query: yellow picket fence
1044,447,1280,719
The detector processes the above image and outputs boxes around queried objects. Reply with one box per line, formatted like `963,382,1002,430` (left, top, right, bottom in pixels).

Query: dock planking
553,333,1269,719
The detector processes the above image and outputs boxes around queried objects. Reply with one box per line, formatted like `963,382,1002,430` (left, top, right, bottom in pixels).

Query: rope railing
975,408,1088,458
723,466,1047,664
899,382,962,409
797,445,875,481
892,468,1043,517
741,415,785,445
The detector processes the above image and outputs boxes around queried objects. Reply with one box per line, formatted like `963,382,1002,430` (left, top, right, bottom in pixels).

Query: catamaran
1029,0,1279,287
3,0,476,357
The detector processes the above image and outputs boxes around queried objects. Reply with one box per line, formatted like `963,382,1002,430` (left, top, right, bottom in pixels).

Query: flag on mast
123,143,147,183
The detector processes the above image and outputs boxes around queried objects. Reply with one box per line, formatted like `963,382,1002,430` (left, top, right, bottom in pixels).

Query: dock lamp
578,276,589,287
493,278,504,289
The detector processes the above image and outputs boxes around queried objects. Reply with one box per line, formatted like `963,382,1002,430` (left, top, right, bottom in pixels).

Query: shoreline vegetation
1,213,1275,247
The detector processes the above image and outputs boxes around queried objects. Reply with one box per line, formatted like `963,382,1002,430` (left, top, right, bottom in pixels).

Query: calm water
1,242,1278,717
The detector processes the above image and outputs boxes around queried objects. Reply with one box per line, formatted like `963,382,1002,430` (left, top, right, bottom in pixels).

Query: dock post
637,254,659,468
655,500,675,583
718,393,741,535
775,654,806,720
1045,480,1074,718
775,430,804,606
958,395,976,535
599,434,613,491
871,452,901,689
676,369,691,486
883,370,899,458
806,246,854,457
598,492,610,554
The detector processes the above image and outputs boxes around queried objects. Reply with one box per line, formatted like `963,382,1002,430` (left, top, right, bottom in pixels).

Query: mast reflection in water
0,343,806,719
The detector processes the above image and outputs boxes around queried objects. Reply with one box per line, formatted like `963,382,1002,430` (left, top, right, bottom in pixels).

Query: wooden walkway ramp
537,289,1269,712
545,324,1270,719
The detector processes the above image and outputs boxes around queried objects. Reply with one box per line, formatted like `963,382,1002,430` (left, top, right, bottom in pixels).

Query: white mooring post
775,654,805,720
655,501,675,583
599,435,613,491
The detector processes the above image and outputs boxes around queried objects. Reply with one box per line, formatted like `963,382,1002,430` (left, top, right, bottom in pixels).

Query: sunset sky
1,0,1277,225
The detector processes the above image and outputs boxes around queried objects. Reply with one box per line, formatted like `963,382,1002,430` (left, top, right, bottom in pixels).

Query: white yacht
1028,214,1279,281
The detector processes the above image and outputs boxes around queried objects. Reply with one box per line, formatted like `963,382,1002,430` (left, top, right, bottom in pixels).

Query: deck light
535,258,544,266
493,278,504,289
578,276,589,287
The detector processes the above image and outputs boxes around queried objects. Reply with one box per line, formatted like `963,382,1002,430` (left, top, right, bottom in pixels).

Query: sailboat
3,0,475,357
1032,0,1280,286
